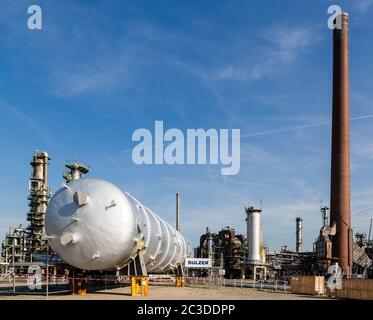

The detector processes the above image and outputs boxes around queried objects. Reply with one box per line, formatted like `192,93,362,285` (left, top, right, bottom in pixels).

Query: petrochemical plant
1,149,372,283
195,12,373,281
1,11,373,299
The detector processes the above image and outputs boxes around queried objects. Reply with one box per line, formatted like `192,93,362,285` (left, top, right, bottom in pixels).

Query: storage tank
245,206,262,264
45,178,191,272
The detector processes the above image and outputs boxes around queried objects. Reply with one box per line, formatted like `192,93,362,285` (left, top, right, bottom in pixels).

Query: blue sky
1,0,373,251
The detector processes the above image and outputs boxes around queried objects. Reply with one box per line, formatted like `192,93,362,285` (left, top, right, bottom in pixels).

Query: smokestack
176,193,180,231
329,12,352,277
296,217,303,253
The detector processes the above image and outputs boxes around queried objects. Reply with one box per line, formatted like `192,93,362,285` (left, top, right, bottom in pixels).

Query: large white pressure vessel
45,178,191,272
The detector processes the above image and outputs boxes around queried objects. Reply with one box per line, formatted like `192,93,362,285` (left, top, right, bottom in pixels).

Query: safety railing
0,273,127,297
185,276,290,293
0,268,14,282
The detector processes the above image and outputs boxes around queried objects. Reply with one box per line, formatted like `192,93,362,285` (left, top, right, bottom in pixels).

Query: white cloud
50,57,130,97
216,25,319,81
242,114,373,138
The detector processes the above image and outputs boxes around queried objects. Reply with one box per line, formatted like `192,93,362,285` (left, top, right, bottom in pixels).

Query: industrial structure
27,151,50,252
314,206,335,273
245,205,267,278
329,12,353,278
195,208,314,279
1,151,51,272
2,12,373,299
195,203,372,280
63,160,90,182
195,226,247,278
0,225,28,273
1,153,191,279
45,177,191,273
296,218,303,253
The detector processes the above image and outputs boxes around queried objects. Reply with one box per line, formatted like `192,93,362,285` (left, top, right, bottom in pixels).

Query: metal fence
0,269,132,297
1,270,291,298
0,270,70,296
186,276,290,292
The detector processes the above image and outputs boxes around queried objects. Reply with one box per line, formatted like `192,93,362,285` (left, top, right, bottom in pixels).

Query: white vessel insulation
45,178,191,272
246,208,261,264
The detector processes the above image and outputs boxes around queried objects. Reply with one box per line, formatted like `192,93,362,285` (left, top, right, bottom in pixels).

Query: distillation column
27,151,50,251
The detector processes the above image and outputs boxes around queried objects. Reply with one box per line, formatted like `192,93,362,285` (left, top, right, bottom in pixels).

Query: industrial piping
329,12,352,277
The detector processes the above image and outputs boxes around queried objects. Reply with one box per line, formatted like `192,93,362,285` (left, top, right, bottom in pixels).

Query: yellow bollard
131,277,137,296
131,276,148,296
73,278,87,295
141,277,148,296
175,276,186,288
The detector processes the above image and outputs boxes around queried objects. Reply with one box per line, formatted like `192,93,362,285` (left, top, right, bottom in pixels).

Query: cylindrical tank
45,178,191,272
245,206,262,264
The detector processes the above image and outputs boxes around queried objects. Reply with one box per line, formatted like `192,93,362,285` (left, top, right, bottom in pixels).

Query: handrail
0,268,14,282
